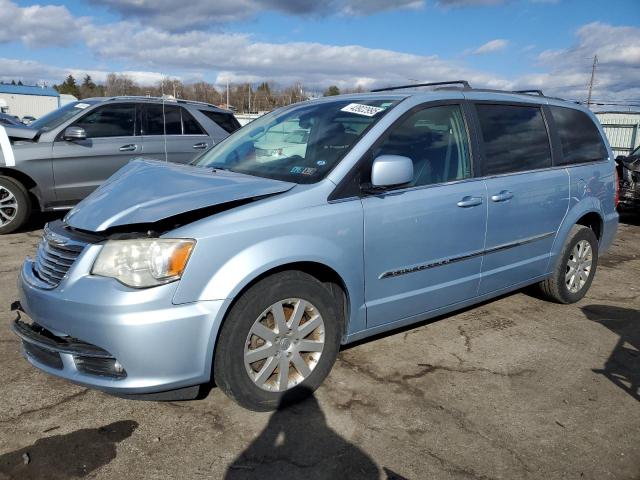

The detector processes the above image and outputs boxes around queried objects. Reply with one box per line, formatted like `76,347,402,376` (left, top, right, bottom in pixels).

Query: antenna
587,55,598,109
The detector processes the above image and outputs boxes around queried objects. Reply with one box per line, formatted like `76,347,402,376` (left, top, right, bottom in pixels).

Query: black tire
0,176,31,235
538,225,599,304
214,271,342,411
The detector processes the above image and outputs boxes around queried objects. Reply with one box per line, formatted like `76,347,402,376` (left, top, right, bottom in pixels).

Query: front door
472,103,570,294
362,104,487,328
52,102,142,203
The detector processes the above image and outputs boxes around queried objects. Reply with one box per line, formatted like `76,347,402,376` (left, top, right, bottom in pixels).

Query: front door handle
119,144,138,152
457,196,483,208
491,190,514,202
193,142,208,150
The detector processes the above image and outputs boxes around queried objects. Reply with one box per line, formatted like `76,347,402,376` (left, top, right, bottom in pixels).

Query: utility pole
587,55,598,108
226,80,229,108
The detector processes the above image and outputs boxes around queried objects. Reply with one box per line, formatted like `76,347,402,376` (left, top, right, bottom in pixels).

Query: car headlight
92,239,195,288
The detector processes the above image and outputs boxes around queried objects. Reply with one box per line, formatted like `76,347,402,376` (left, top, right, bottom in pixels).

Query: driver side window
375,105,472,187
73,103,136,139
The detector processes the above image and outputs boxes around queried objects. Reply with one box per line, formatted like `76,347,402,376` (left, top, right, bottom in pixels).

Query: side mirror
63,126,87,141
370,155,414,188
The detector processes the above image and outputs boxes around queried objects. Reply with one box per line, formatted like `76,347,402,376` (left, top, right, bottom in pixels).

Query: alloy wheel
244,298,325,392
566,240,593,293
0,186,18,227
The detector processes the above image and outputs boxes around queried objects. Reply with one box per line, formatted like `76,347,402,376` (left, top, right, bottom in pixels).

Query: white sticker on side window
0,125,15,167
74,103,90,109
340,103,384,117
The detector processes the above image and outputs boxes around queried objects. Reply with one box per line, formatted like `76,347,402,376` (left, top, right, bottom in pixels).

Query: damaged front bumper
14,257,226,397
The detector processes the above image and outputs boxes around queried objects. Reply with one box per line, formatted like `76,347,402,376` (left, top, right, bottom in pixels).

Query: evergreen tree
324,85,341,96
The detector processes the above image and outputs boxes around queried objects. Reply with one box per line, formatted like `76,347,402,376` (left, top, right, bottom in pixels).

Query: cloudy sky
0,0,639,104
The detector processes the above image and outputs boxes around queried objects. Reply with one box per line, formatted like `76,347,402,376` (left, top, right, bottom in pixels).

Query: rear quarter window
199,110,241,134
549,106,608,165
476,104,552,175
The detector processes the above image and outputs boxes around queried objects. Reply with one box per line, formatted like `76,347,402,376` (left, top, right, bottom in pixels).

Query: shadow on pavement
0,420,138,479
224,387,383,480
582,304,640,402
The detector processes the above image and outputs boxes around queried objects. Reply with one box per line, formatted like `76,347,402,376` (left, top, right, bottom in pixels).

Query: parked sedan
0,97,240,233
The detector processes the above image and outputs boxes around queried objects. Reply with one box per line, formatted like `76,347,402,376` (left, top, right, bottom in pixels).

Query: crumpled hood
3,124,39,140
64,159,295,232
0,124,39,167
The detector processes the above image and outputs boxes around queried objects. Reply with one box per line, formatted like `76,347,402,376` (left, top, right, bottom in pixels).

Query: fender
547,199,601,273
173,233,367,337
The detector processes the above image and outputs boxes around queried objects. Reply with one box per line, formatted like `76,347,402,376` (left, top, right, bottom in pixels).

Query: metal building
0,84,61,120
595,111,640,157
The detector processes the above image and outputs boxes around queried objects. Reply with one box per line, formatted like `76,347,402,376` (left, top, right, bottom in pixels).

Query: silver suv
0,97,240,233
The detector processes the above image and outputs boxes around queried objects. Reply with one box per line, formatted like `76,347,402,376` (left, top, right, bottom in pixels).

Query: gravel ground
0,212,638,480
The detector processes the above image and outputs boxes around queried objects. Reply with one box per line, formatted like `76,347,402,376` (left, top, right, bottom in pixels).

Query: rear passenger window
145,104,180,135
374,105,472,187
549,106,607,164
477,104,551,175
182,109,205,135
199,110,241,134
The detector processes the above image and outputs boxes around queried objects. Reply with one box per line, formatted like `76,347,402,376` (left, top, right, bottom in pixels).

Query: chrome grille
33,224,86,288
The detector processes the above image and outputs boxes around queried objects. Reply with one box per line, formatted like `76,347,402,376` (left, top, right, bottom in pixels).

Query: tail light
614,167,620,208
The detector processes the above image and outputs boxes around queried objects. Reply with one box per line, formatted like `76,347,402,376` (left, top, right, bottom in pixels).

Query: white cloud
515,22,640,101
0,0,81,47
0,58,169,86
80,22,510,90
471,39,509,54
1,1,638,105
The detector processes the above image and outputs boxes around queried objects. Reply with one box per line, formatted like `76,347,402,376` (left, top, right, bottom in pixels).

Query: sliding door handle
457,196,483,208
119,144,137,152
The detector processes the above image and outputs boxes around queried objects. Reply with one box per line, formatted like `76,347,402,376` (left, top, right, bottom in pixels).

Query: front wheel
214,271,342,411
537,225,599,304
0,176,31,235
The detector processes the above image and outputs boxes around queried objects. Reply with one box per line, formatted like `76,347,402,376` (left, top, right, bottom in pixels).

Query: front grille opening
23,342,63,370
74,356,127,379
32,223,88,288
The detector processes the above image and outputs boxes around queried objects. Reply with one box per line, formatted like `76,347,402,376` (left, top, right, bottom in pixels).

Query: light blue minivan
13,82,618,410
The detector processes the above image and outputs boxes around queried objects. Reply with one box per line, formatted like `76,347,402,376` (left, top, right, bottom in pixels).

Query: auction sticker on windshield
0,125,15,167
340,103,385,117
74,103,91,109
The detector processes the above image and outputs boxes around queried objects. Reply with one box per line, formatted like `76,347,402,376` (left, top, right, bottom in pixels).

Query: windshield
30,101,99,132
193,98,400,183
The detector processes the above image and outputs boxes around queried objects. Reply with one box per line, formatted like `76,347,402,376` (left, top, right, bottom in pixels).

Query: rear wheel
0,176,31,234
214,271,342,411
538,225,599,304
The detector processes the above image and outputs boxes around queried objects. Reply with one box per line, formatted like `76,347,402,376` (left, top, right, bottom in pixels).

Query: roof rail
513,89,544,96
371,80,471,93
106,95,227,110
